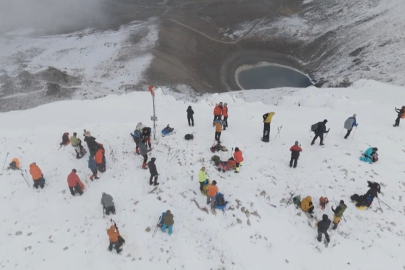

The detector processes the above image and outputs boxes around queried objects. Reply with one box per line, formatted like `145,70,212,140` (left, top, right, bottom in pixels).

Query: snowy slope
1,81,405,270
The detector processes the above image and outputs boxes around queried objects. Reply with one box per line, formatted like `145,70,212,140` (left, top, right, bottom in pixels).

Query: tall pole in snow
148,85,157,140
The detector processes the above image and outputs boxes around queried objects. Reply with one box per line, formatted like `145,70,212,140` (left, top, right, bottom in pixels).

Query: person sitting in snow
161,210,174,235
360,147,378,163
316,214,331,243
289,141,302,168
217,157,236,172
393,106,405,127
101,192,115,215
59,132,70,147
8,158,20,170
343,114,358,139
301,196,314,214
67,169,84,196
319,196,329,210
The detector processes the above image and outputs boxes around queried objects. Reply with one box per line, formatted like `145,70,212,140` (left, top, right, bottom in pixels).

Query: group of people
212,102,229,142
130,123,153,169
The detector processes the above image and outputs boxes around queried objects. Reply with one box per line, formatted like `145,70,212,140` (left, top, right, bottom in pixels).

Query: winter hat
166,210,171,215
322,214,328,220
212,180,217,185
235,147,239,151
323,119,328,123
72,169,77,173
73,132,77,136
295,141,299,145
151,157,156,162
85,131,91,137
340,200,345,205
224,103,227,106
353,114,357,118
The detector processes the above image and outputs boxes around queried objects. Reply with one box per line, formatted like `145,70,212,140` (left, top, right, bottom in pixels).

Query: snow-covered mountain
1,80,404,270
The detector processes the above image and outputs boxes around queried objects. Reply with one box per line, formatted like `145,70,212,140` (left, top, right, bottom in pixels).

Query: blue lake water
237,64,312,89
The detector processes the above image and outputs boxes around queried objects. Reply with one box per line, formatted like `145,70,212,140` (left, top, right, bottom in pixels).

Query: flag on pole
148,85,155,97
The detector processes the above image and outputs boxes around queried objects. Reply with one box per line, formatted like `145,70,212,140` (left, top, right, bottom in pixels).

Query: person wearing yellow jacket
300,196,314,213
262,112,275,142
199,167,209,192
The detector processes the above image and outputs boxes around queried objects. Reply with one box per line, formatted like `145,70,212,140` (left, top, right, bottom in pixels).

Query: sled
353,201,367,210
161,128,175,137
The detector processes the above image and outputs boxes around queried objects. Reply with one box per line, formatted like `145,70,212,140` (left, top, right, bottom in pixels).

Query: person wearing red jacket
222,103,228,130
233,147,244,173
213,102,223,126
290,141,302,168
67,169,84,196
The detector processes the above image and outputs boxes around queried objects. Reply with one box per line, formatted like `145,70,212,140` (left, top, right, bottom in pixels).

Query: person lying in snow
350,181,381,207
360,147,378,164
217,158,236,172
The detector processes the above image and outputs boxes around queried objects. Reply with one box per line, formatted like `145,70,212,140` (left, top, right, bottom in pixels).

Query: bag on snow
215,193,227,210
184,134,194,140
211,155,221,166
293,195,301,207
310,123,318,132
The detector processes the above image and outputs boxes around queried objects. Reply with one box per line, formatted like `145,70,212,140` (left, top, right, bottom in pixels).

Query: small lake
236,63,312,90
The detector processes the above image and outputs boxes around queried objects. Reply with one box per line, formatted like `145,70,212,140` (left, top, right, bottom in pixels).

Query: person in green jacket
70,132,86,159
199,167,209,192
331,200,347,230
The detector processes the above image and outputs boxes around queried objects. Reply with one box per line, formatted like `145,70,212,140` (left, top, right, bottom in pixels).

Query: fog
0,0,107,34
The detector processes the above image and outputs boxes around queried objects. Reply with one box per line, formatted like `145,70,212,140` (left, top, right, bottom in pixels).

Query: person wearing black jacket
187,106,194,126
393,106,404,127
289,141,302,168
316,214,331,242
365,181,381,201
147,157,159,186
311,120,329,146
83,130,98,155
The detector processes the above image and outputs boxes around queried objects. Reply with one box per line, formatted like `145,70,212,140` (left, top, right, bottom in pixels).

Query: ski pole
376,197,383,213
285,193,294,208
103,205,105,218
340,128,344,135
168,150,180,162
20,173,30,187
378,198,394,211
2,152,9,170
152,216,162,238
25,170,29,182
351,127,357,139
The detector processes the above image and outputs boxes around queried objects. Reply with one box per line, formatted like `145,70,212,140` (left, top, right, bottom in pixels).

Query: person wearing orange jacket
214,120,223,142
222,103,228,130
107,224,123,253
233,147,244,173
95,144,106,173
207,180,218,209
67,169,84,196
213,102,223,126
29,162,45,189
289,141,302,168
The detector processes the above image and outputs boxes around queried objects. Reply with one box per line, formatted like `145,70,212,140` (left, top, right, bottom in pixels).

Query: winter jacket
396,107,405,117
141,127,151,139
263,112,275,123
214,105,222,116
163,210,174,226
101,193,114,208
12,158,20,169
148,158,158,175
207,184,218,197
290,145,302,158
199,170,207,183
139,142,151,156
364,147,377,158
95,148,105,164
67,172,84,188
29,163,42,180
316,214,331,233
344,117,358,130
107,225,119,242
227,159,236,169
301,196,313,212
316,122,327,135
222,106,228,117
84,136,98,152
70,136,80,146
233,150,244,163
88,156,97,170
366,188,379,199
132,130,141,139
187,106,194,117
215,122,222,132
331,203,347,218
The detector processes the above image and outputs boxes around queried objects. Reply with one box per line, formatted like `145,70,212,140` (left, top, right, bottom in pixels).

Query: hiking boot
344,136,348,139
234,171,239,173
320,143,325,146
311,142,315,145
154,182,159,186
149,181,153,185
332,223,338,230
317,237,321,242
90,176,94,181
95,177,100,180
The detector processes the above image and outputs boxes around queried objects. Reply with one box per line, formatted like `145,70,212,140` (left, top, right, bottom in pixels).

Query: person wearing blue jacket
360,147,378,163
130,129,142,155
88,155,99,180
344,114,358,139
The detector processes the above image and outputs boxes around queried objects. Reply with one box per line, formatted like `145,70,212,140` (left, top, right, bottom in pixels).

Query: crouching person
67,169,84,196
316,214,331,243
101,192,116,215
29,162,45,189
107,225,122,254
301,196,314,214
161,210,174,235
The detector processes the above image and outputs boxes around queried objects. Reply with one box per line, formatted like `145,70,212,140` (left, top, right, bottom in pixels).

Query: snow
1,81,405,269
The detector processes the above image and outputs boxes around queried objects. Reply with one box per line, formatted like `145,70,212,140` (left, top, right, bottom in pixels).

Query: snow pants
33,177,45,189
215,131,221,142
104,205,116,215
108,241,122,253
207,195,215,209
394,115,401,126
161,224,173,235
344,128,352,139
311,133,324,144
150,175,158,185
317,231,330,242
223,116,228,129
69,184,83,196
290,157,298,168
187,116,194,126
213,115,222,125
263,123,270,142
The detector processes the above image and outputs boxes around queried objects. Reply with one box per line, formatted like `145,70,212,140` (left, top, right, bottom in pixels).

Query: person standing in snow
130,128,142,155
187,106,194,126
214,120,222,142
300,196,314,214
83,130,98,155
148,157,159,186
70,132,86,158
88,155,99,180
67,169,84,196
107,225,122,253
139,139,152,169
233,147,244,173
213,102,223,126
141,127,152,149
222,103,228,130
207,180,218,209
393,106,405,127
95,144,106,172
343,114,358,139
316,214,331,243
101,192,116,215
161,210,174,235
199,167,209,192
311,119,329,146
29,162,45,189
289,141,302,168
262,112,275,142
331,200,347,230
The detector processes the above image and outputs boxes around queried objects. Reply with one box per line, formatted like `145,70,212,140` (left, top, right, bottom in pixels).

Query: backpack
184,134,194,140
311,123,318,132
344,118,354,130
211,155,220,166
158,212,166,227
293,195,301,207
9,161,17,170
215,194,226,206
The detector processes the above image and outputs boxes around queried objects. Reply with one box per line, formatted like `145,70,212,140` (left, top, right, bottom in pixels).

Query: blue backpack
158,212,166,227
